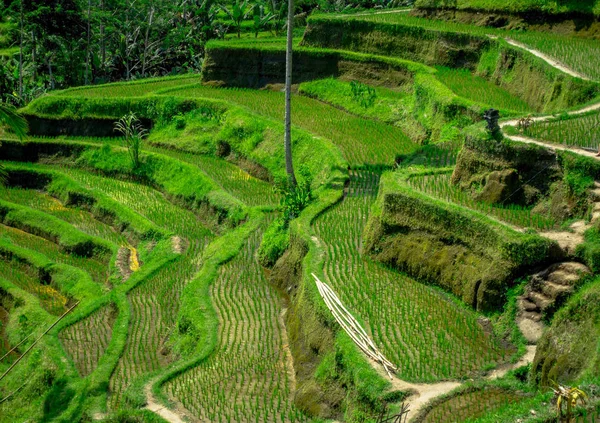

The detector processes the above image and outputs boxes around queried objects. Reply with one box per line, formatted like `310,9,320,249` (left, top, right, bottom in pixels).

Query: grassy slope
161,84,416,166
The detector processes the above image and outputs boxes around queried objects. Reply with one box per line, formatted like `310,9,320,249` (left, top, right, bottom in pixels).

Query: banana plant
219,0,251,38
251,3,274,38
0,102,28,184
552,382,588,423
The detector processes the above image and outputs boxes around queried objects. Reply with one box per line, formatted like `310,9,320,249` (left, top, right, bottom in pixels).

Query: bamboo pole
313,274,396,378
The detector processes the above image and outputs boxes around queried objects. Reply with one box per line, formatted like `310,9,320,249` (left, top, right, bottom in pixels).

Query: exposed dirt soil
145,381,191,423
116,247,132,281
171,236,187,254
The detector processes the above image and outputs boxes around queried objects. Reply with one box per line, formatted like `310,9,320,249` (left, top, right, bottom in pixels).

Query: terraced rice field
109,238,211,409
520,111,600,150
0,222,110,288
343,11,600,81
57,75,200,97
146,147,279,207
418,388,526,423
59,303,117,377
313,171,509,382
0,258,69,316
435,67,534,113
166,223,306,422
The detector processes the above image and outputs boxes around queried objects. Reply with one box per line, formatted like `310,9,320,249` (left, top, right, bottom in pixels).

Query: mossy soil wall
25,116,153,138
412,7,600,37
363,171,560,312
302,17,600,113
202,45,418,88
452,130,562,206
531,278,600,387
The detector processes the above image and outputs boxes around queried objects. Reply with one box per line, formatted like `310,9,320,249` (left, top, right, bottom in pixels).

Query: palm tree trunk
284,0,296,186
19,0,23,100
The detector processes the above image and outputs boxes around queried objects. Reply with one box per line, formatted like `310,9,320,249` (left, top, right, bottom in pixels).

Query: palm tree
0,103,28,184
284,0,296,186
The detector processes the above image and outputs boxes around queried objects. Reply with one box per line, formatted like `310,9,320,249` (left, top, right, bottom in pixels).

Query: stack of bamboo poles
312,273,397,379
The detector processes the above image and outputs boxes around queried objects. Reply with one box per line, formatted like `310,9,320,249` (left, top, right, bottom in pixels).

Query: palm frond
0,103,28,140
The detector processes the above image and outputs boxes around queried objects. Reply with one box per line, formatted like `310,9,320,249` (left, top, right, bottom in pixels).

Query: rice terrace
2,0,600,422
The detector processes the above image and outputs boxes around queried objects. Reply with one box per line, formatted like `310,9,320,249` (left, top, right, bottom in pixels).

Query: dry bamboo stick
318,279,396,370
313,274,396,378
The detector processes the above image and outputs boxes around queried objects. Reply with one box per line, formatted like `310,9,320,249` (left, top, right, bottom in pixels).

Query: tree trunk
31,30,36,82
100,0,105,73
86,0,92,85
19,0,23,100
141,5,155,78
284,0,296,186
47,58,55,90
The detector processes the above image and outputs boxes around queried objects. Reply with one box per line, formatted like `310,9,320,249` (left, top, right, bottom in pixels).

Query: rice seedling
57,75,201,98
0,187,129,247
519,111,600,150
406,172,557,230
108,238,211,409
162,85,417,166
59,303,117,377
420,388,526,423
0,223,110,286
313,170,509,382
166,223,307,422
434,67,533,112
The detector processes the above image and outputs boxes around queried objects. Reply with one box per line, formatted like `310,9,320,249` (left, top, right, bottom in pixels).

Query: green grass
161,84,417,166
299,77,411,125
435,67,534,113
56,75,201,98
313,171,510,382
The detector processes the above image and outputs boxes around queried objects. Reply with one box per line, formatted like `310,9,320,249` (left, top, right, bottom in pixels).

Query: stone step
528,291,553,311
521,311,542,322
540,281,573,299
518,297,539,312
546,269,583,286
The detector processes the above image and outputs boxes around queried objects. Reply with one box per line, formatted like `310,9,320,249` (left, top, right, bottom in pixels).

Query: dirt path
144,381,190,423
366,345,537,422
498,36,591,81
279,308,297,393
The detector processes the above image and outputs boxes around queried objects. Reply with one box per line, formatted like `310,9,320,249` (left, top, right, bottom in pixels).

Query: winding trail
488,35,592,81
144,381,188,423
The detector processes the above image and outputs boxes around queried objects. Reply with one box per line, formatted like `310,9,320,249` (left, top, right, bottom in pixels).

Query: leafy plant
219,0,251,38
251,2,274,38
274,165,313,223
350,80,377,108
0,101,28,184
552,382,588,423
114,112,148,170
